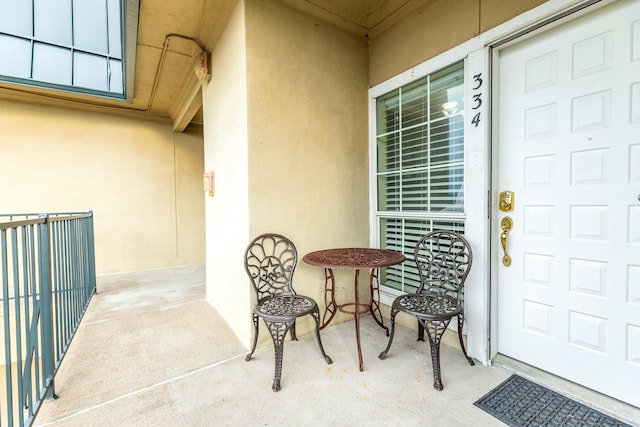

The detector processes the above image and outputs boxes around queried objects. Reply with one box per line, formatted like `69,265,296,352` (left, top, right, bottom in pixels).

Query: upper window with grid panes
0,0,125,97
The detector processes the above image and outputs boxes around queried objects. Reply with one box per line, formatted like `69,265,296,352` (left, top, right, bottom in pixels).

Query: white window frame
369,49,488,308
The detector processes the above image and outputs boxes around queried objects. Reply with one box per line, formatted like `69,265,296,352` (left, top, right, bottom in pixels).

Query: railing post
1,228,16,425
37,214,56,400
88,212,96,295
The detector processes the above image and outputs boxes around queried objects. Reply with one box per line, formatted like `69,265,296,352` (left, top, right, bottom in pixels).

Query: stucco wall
246,0,370,335
202,0,252,343
0,99,205,275
369,0,547,86
202,0,370,346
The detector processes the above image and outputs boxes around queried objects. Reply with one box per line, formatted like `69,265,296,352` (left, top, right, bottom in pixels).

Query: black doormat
474,374,632,427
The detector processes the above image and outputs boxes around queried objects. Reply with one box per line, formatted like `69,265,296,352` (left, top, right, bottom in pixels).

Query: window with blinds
374,61,465,293
0,0,127,97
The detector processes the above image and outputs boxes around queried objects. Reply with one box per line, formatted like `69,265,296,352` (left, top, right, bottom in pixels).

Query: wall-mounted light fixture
194,50,211,83
203,171,215,197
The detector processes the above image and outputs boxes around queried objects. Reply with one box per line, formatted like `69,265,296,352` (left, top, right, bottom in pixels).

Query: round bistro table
302,248,405,371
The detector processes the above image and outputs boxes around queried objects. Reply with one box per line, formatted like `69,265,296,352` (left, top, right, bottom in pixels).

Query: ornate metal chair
244,233,333,391
379,230,474,390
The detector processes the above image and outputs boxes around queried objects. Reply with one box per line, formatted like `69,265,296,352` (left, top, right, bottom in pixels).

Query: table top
302,248,405,270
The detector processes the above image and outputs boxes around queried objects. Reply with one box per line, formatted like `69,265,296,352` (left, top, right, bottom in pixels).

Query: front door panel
495,0,640,407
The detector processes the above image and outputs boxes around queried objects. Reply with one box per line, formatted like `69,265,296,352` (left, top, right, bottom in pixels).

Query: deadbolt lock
499,190,515,212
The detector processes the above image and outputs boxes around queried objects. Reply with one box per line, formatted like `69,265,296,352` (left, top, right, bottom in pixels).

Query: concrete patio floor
33,265,640,426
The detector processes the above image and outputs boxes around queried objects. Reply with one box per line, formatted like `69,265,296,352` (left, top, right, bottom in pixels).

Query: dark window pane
402,125,429,169
401,77,429,129
377,90,400,134
377,133,400,173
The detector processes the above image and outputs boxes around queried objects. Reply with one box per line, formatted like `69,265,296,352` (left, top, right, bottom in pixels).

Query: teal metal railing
0,212,96,426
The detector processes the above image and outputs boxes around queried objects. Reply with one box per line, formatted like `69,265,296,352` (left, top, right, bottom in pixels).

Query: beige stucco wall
369,0,547,86
245,0,370,330
203,0,370,346
202,0,252,343
0,99,205,275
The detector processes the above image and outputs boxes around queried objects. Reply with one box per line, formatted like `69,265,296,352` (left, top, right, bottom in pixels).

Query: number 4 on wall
471,112,481,127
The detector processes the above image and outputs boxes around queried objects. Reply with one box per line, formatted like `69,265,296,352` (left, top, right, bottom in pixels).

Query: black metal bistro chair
379,230,474,390
244,233,333,391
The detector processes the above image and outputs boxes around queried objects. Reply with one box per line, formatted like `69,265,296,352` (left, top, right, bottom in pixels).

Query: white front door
495,0,640,407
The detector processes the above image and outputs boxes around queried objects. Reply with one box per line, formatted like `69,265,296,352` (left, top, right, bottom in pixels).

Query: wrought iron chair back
245,233,297,302
414,231,473,304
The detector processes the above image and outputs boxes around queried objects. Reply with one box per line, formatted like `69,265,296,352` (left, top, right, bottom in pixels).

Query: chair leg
419,318,451,391
378,308,399,360
266,320,293,392
290,320,298,341
245,313,259,361
417,320,425,341
312,309,333,364
457,314,475,366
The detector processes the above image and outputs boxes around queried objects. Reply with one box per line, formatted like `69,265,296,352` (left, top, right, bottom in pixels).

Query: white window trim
368,0,613,365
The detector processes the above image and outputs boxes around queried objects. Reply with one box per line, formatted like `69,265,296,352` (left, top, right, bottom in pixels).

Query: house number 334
471,73,483,127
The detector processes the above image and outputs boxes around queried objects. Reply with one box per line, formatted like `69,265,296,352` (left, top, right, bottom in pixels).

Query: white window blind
374,61,466,293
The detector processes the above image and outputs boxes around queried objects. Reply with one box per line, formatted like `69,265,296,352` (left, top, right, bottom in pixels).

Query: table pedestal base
320,267,389,371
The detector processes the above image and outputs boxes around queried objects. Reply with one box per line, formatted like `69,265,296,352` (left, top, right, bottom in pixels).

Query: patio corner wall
202,0,370,347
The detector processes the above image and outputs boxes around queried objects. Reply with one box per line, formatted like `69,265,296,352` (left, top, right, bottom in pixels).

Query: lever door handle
500,216,513,267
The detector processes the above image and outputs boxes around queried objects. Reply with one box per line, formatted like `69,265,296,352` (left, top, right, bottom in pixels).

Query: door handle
500,216,513,267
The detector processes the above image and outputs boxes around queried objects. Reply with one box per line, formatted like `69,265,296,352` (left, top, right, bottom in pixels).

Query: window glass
374,61,465,293
32,43,72,86
74,52,108,91
401,77,428,129
0,0,32,38
74,0,108,54
34,0,72,46
107,0,122,57
376,91,399,135
379,218,465,294
0,35,31,78
109,59,123,92
0,0,126,97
